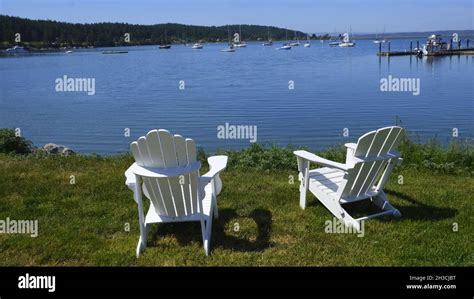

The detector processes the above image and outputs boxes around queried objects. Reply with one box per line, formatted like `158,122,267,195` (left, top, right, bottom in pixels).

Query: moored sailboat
262,27,273,46
233,25,247,47
339,30,355,47
222,25,236,52
159,30,171,49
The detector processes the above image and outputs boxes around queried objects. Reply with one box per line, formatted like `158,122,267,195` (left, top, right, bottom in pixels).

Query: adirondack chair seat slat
295,126,404,231
146,181,213,224
125,129,227,257
308,168,346,194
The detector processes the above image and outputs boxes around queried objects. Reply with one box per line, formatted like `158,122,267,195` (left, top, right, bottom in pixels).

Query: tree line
0,15,331,49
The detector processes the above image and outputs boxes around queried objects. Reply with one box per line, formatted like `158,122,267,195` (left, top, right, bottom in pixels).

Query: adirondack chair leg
371,191,401,217
297,158,310,209
200,219,207,255
201,214,213,256
341,213,361,232
206,215,213,256
317,196,362,231
211,180,218,219
134,175,148,258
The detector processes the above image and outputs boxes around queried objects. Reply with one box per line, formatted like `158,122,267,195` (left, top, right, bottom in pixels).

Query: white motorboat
5,45,28,53
192,43,203,49
339,42,355,47
221,45,236,52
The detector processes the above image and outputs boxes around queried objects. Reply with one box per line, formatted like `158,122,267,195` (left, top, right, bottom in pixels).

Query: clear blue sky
0,0,472,33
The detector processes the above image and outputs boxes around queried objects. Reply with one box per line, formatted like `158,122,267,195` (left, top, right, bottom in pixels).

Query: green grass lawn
0,147,472,266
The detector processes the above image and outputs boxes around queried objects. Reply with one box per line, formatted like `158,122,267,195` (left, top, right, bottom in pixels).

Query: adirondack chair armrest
124,165,136,191
294,150,348,171
130,161,201,178
389,149,401,158
201,155,228,183
389,150,403,166
344,143,357,150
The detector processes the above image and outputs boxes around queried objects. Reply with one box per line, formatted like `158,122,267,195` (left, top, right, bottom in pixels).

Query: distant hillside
0,15,322,49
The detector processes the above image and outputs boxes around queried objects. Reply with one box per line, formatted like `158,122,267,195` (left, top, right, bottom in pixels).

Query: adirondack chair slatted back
130,130,200,217
339,126,404,200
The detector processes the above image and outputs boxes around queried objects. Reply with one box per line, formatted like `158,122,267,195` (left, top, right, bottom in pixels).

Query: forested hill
0,15,324,48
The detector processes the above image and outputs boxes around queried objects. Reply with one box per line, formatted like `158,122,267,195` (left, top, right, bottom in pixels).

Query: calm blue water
0,40,473,154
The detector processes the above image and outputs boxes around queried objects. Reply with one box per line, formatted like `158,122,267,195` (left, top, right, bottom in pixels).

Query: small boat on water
5,45,28,53
221,46,235,52
279,28,292,50
339,32,355,47
339,42,355,47
65,50,73,54
303,35,311,47
233,25,247,48
263,27,273,46
329,30,341,46
290,31,300,46
234,43,247,48
159,30,171,49
192,43,203,49
373,27,387,44
416,34,449,57
222,25,236,52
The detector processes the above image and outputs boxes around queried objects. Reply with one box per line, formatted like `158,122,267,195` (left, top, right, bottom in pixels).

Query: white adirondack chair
294,126,404,231
124,129,228,257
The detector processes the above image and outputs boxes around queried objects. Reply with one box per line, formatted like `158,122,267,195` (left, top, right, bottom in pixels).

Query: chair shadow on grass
384,189,457,221
149,208,272,253
306,189,457,222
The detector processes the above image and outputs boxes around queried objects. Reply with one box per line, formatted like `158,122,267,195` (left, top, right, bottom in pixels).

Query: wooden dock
378,48,474,57
377,51,414,57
